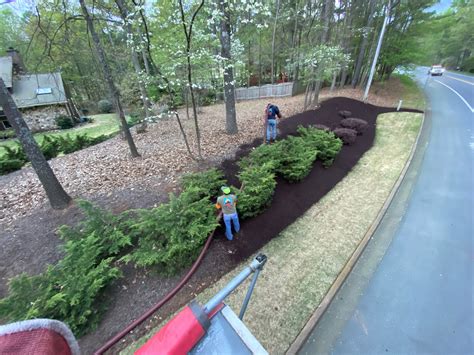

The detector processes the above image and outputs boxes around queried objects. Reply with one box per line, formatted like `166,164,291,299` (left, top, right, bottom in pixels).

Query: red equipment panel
135,306,206,355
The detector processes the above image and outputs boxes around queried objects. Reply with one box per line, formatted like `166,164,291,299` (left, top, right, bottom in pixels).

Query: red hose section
94,212,223,355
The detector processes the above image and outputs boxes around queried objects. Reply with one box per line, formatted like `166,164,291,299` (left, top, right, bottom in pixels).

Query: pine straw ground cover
0,80,408,227
122,111,422,354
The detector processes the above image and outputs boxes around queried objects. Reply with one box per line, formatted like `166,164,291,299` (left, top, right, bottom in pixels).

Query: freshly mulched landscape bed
77,97,420,354
0,85,421,353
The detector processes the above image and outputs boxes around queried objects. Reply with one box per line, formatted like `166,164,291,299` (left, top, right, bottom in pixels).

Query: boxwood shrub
338,110,352,118
333,127,357,145
340,118,368,135
55,115,75,130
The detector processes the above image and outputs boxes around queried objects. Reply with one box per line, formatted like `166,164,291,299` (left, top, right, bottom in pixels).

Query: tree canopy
1,0,470,111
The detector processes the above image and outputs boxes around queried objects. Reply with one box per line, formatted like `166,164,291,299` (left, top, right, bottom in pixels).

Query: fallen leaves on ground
0,86,401,227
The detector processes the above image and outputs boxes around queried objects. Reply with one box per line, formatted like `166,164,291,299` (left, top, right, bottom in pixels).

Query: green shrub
54,133,111,155
0,128,16,140
297,126,343,167
238,143,283,171
276,136,318,182
98,99,113,113
0,143,28,174
0,201,130,336
40,135,61,160
199,89,217,106
1,143,27,162
59,200,131,255
56,134,84,154
181,168,227,199
55,115,74,130
88,133,112,145
122,188,219,274
235,163,276,219
0,159,24,175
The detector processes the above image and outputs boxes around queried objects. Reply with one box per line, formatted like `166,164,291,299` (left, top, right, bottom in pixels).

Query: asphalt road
298,68,473,354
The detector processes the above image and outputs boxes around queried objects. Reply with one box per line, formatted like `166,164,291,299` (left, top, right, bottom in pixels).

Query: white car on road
428,65,445,76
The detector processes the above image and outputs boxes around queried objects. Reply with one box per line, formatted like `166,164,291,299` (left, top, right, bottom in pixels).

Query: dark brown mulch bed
0,97,421,354
104,98,420,354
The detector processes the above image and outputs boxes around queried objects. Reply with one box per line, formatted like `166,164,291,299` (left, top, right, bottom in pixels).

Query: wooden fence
235,82,294,101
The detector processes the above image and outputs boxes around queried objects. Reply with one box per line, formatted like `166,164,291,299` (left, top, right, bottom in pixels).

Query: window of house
36,87,52,95
0,110,11,130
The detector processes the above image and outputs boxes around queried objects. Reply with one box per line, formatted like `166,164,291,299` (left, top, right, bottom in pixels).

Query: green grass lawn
0,113,126,159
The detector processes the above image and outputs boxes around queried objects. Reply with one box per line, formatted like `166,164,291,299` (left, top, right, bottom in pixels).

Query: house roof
0,56,13,88
11,73,67,109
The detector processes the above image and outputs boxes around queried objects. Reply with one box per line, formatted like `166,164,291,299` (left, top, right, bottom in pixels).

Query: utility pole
363,0,391,103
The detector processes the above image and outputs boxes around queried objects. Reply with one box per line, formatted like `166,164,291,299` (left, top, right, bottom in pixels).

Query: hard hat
221,186,231,194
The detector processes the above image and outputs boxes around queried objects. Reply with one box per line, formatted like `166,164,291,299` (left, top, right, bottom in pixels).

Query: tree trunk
312,79,322,107
270,0,281,84
312,0,332,106
330,71,337,91
79,0,140,157
339,0,355,88
73,60,92,100
0,79,71,209
178,0,204,159
184,87,190,120
258,31,262,86
142,49,151,75
115,0,150,121
351,0,377,88
320,0,332,44
218,0,238,135
303,81,311,110
360,17,380,88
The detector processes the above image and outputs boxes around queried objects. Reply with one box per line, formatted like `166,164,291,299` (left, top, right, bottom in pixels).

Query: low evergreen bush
297,126,343,167
181,168,226,199
276,136,318,182
0,159,24,175
55,115,74,130
98,99,113,113
235,163,276,219
0,128,16,140
40,135,61,160
122,188,219,274
0,133,113,175
238,143,283,171
0,144,28,174
333,127,357,145
1,143,27,162
340,118,368,135
0,201,130,336
338,110,352,118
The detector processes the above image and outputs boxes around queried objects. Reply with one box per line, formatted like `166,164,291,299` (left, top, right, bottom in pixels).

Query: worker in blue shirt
264,103,282,143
